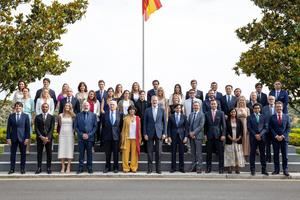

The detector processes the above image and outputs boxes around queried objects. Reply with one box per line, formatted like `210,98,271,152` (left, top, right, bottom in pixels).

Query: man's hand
255,134,261,141
183,137,188,144
220,136,225,142
162,134,166,140
144,134,149,141
83,133,89,140
7,139,11,146
24,139,29,145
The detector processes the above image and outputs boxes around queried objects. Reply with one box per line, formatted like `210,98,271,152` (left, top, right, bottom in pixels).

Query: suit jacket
269,90,289,113
143,107,166,138
269,114,290,141
255,92,268,107
135,99,148,121
75,111,98,142
34,88,57,107
204,110,226,139
221,95,237,116
167,113,189,141
188,111,205,140
262,105,276,124
246,101,259,115
101,111,123,141
202,99,221,113
225,118,243,144
247,113,268,141
184,98,202,117
147,89,156,107
205,91,223,101
6,113,30,142
34,113,55,140
59,96,81,114
185,89,203,101
96,90,108,105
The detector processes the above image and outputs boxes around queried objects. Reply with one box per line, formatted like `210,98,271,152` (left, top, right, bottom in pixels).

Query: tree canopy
235,0,300,111
0,0,88,103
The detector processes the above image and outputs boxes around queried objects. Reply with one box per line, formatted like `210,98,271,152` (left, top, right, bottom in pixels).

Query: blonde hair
157,87,165,99
63,103,76,118
41,88,50,99
237,96,247,108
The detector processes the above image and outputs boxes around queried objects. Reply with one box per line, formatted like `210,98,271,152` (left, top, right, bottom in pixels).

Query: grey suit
262,105,276,161
188,111,205,171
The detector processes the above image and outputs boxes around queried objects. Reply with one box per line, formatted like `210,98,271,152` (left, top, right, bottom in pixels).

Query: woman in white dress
57,103,75,173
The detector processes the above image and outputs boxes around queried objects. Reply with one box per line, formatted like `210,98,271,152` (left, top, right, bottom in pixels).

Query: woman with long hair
56,83,69,110
75,82,88,110
57,103,75,173
12,80,27,105
117,90,134,115
130,82,141,103
35,88,55,115
114,84,123,102
168,84,185,105
101,87,115,114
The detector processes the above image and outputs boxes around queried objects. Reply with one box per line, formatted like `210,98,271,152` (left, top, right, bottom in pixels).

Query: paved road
0,178,299,200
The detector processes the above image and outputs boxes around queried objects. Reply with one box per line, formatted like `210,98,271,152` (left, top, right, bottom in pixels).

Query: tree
234,0,300,112
0,0,88,107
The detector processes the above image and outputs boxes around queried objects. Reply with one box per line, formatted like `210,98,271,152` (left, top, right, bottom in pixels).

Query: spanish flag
143,0,162,21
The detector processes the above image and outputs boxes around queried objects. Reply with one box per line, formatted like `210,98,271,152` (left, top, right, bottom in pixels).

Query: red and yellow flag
143,0,162,21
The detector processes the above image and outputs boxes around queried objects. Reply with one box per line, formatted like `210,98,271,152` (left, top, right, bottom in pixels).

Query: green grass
296,147,300,155
0,145,3,154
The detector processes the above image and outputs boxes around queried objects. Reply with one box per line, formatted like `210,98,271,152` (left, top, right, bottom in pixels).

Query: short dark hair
211,81,217,85
43,78,50,83
14,102,23,108
255,83,263,88
189,89,195,93
225,85,233,89
139,90,145,95
152,80,159,85
98,80,105,85
173,104,183,109
77,82,88,92
190,79,197,84
275,101,283,106
253,103,261,109
22,87,29,92
127,105,137,113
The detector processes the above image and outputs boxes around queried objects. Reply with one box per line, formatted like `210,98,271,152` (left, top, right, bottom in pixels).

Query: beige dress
236,107,250,156
224,121,245,167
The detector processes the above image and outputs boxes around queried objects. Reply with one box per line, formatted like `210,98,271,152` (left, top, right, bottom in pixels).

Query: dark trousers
206,138,224,170
171,134,185,171
10,140,26,170
147,135,162,172
96,120,102,142
250,138,266,172
273,140,288,172
37,139,52,169
78,140,93,171
265,132,272,161
190,139,203,170
104,140,119,170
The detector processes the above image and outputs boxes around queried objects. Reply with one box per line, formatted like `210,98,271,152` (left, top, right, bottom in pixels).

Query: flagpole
142,13,145,90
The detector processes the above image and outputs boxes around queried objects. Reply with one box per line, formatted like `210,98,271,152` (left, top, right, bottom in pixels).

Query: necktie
191,99,194,113
153,108,157,122
278,114,282,125
270,106,274,115
256,114,259,123
100,91,103,99
212,110,216,122
191,112,197,131
276,91,279,99
110,112,114,125
16,113,20,122
43,113,47,121
176,114,180,126
67,97,71,103
84,112,88,121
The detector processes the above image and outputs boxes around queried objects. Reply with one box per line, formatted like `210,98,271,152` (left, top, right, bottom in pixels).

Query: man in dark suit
95,80,107,143
34,78,57,107
185,79,203,101
269,101,291,176
269,80,289,114
188,101,205,173
34,103,55,174
204,99,226,174
247,103,269,176
134,90,148,151
147,80,159,107
6,102,30,174
59,88,80,114
205,82,223,102
75,102,98,174
202,90,221,113
253,83,268,107
167,104,188,173
221,85,237,117
144,95,167,174
262,95,276,162
101,100,123,173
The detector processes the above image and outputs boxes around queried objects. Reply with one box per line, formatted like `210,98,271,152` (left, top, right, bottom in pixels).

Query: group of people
6,78,291,176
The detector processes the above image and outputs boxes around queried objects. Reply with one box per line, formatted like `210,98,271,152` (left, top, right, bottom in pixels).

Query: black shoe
103,168,110,173
114,169,119,173
272,171,279,175
20,169,25,174
251,171,256,176
179,169,185,173
156,170,162,174
205,168,211,173
88,169,93,174
283,171,290,176
76,169,83,174
266,158,272,163
219,169,224,174
47,168,52,174
262,171,269,176
8,169,15,174
196,169,202,174
35,168,42,174
190,166,196,172
147,169,152,174
170,169,175,173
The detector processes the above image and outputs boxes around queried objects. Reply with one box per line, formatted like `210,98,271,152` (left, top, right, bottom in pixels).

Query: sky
1,0,269,100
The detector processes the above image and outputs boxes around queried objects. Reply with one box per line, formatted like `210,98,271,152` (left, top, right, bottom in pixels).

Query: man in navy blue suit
247,103,269,176
147,80,159,107
167,104,189,173
144,95,167,174
269,80,289,114
269,101,291,176
202,90,221,113
34,78,57,107
204,99,226,174
6,102,30,174
101,100,123,173
205,82,223,102
59,88,81,114
95,80,107,143
75,101,98,174
221,85,237,117
253,83,268,107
